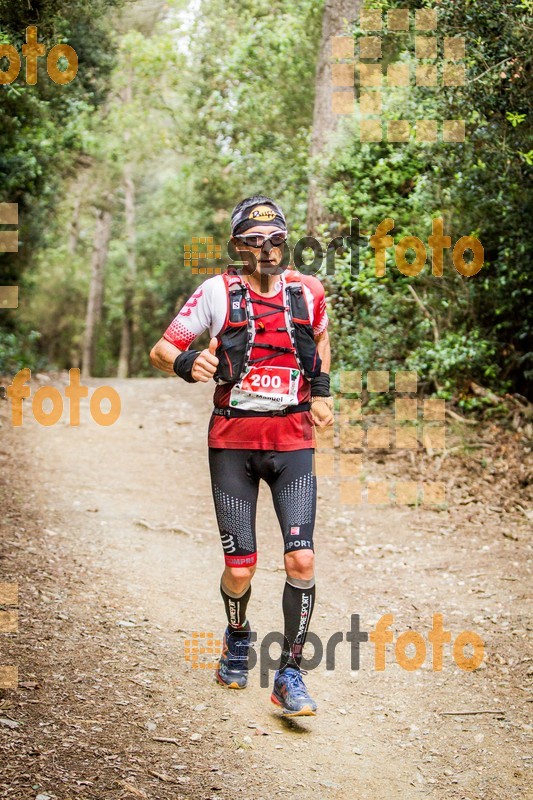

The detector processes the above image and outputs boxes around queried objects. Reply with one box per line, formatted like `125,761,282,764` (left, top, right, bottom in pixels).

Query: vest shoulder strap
283,269,304,287
223,271,246,290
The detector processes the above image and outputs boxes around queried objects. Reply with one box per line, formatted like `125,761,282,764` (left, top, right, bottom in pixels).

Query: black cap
231,195,287,236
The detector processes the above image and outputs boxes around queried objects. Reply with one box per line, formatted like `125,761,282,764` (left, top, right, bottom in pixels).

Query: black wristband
173,350,200,383
310,371,330,397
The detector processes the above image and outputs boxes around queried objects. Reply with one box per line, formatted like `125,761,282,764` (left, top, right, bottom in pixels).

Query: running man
150,196,333,716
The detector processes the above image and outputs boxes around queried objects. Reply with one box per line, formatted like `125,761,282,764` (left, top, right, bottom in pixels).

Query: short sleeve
163,285,212,350
302,274,328,335
313,287,328,335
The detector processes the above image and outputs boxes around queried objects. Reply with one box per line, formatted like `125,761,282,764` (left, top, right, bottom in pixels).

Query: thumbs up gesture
191,337,219,382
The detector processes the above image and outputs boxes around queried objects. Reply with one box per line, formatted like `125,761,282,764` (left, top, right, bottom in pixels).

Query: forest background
0,0,531,408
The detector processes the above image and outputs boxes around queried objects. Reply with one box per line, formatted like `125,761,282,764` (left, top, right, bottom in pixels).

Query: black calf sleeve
220,580,251,630
280,578,316,672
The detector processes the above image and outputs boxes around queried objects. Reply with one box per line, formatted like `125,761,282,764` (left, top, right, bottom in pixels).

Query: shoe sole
215,669,247,690
270,692,317,716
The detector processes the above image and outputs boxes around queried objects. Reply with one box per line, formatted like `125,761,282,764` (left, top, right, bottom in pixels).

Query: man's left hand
310,397,334,427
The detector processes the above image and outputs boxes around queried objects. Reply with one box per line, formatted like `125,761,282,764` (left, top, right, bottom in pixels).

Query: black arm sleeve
173,350,200,383
310,371,330,397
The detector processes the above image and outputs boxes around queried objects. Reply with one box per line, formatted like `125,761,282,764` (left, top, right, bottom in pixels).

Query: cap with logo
231,195,287,236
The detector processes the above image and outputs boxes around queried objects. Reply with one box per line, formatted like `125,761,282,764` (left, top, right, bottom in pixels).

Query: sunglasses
233,231,288,248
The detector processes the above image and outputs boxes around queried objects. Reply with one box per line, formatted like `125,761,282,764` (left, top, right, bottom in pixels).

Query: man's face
231,224,288,277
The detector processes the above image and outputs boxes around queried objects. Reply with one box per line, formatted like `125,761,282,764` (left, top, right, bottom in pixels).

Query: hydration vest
214,270,322,384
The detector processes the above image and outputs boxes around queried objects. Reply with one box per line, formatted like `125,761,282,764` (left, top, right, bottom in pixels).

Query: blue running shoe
271,667,317,716
215,625,252,690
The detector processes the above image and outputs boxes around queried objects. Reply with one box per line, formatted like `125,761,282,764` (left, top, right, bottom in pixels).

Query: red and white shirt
163,269,328,451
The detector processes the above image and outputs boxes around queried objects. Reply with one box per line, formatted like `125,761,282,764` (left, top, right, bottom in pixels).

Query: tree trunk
68,190,83,256
117,159,136,378
82,201,112,378
68,170,90,256
117,67,136,380
306,0,360,234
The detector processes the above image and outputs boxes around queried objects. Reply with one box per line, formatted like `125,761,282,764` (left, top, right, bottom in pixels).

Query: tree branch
406,284,440,344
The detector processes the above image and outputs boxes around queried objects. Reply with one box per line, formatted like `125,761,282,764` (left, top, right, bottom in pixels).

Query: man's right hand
191,337,219,382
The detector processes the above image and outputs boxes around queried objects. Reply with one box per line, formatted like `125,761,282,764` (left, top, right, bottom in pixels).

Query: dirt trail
0,376,531,800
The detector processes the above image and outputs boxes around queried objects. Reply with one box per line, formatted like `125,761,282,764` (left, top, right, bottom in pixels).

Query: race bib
229,366,300,411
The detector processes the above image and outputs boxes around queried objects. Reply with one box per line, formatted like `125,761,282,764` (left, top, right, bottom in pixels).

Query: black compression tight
208,448,317,568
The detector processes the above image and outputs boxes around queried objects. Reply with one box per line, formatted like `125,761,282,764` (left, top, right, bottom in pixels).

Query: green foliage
1,0,531,399
406,331,502,398
0,0,120,359
322,0,532,398
0,329,44,375
178,0,323,238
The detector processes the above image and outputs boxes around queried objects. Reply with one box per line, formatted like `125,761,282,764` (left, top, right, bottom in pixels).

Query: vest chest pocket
228,288,247,324
286,285,322,379
287,285,311,324
215,288,248,382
